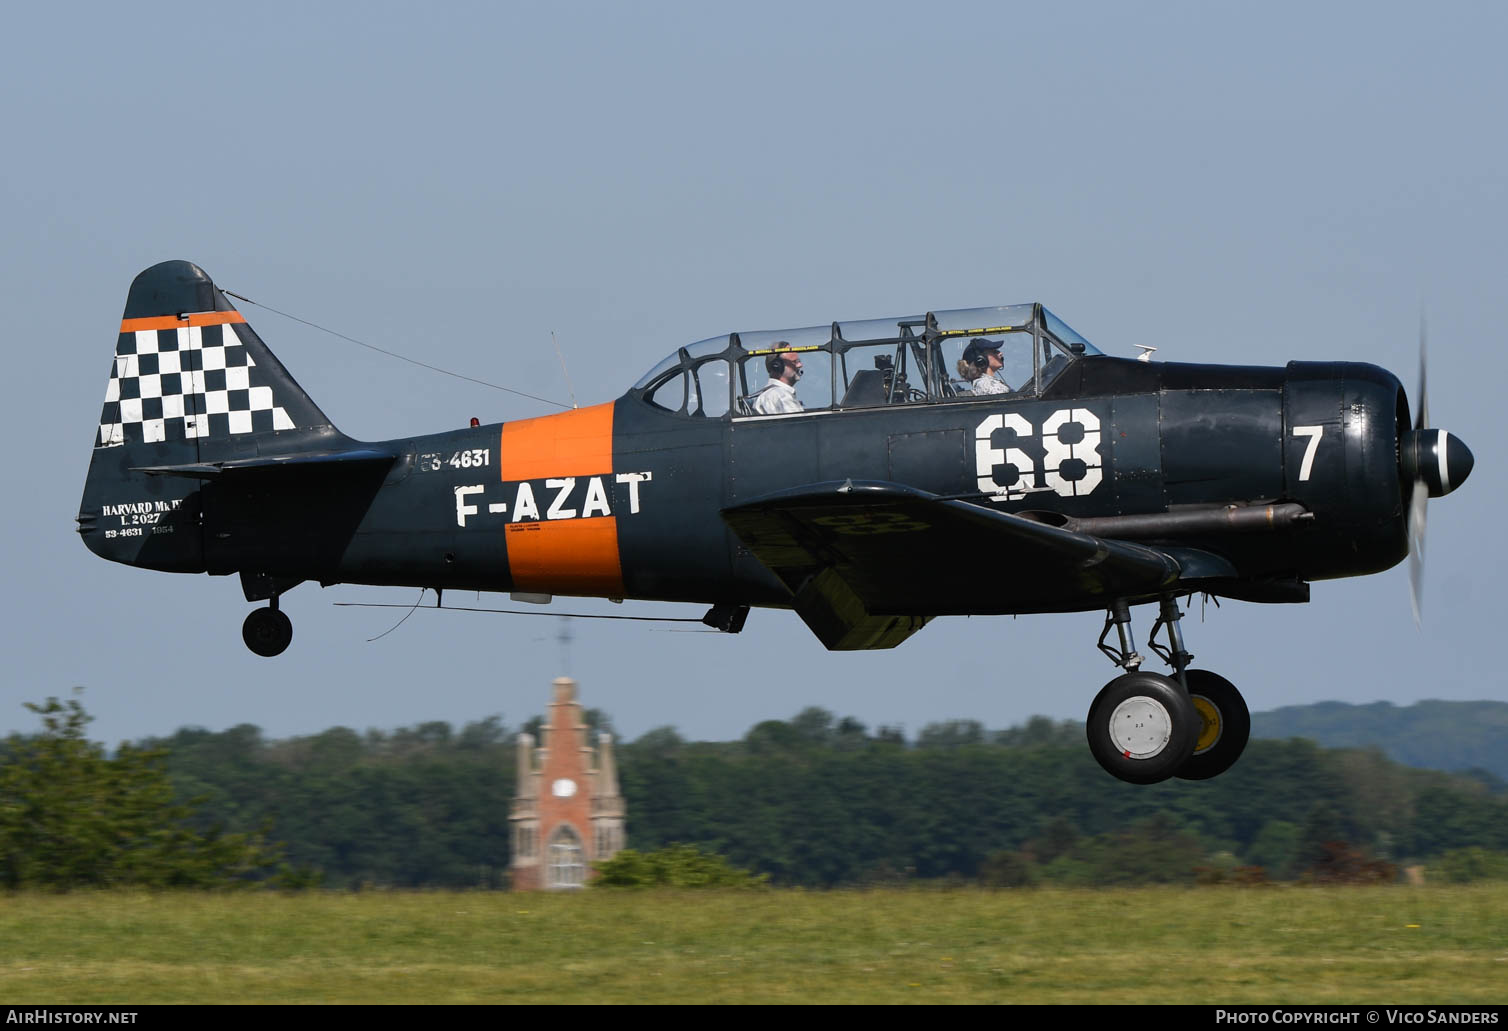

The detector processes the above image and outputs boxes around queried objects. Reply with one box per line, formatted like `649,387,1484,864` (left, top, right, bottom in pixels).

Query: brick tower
510,677,625,890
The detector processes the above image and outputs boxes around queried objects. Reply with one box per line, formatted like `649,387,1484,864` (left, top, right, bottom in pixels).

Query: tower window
547,825,586,889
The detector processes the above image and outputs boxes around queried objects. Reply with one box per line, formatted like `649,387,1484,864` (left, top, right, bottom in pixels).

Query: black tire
242,607,293,657
1175,670,1251,781
1086,671,1199,784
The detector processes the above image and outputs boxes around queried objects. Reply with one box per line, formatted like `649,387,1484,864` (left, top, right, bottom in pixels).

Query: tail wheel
1086,672,1199,784
1175,670,1251,781
242,607,293,657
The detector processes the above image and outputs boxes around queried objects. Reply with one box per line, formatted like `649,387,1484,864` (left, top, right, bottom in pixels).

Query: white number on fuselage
1292,425,1323,482
975,409,1104,501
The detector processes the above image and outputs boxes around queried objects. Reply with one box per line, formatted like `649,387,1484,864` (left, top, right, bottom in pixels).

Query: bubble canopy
633,303,1102,417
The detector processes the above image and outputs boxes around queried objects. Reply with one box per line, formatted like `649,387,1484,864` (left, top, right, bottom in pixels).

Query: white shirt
971,374,1010,395
752,379,803,415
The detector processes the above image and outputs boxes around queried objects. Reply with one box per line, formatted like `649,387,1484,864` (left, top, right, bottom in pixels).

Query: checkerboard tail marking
98,311,298,447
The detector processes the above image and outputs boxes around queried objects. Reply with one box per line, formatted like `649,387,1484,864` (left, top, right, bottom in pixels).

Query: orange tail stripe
506,518,623,596
120,311,248,333
499,403,614,481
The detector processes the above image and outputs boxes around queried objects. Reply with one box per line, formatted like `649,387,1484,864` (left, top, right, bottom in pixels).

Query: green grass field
1,886,1504,1004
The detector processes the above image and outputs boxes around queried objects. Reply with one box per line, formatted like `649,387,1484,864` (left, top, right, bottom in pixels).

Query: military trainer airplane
78,260,1474,785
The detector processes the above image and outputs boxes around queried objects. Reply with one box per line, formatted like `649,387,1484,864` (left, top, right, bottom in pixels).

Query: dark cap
962,337,1000,369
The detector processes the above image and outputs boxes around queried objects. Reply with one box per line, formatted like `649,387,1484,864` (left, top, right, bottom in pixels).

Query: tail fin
80,261,341,572
97,260,334,449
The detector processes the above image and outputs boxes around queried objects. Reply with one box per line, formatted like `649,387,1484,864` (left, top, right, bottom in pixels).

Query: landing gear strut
1086,596,1249,783
242,594,293,657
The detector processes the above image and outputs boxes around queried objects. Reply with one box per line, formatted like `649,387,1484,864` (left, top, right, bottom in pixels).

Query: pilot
958,338,1009,395
752,346,804,415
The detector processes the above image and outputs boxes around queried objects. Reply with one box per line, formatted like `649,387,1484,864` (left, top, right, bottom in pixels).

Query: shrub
1433,847,1508,883
593,844,767,888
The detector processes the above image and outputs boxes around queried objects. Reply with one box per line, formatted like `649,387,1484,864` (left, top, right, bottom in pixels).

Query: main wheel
242,607,293,657
1086,672,1199,784
1175,670,1251,781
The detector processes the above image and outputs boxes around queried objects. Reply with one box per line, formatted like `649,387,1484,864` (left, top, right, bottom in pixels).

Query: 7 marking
1292,425,1323,481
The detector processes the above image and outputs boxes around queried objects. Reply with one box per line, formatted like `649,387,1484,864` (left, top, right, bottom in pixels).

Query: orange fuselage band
499,403,623,596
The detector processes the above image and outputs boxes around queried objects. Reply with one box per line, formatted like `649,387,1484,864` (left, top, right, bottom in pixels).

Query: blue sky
2,1,1501,745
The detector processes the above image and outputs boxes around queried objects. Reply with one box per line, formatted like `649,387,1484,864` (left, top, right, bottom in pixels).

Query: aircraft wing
722,480,1181,650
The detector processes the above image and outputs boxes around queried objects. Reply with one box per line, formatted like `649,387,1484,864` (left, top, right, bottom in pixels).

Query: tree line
4,697,1506,889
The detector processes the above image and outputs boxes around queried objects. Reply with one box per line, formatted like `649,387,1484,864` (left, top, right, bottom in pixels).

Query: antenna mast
551,331,578,409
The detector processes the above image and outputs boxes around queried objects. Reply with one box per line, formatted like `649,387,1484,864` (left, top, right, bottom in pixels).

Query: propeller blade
1408,312,1429,625
1416,314,1429,432
1407,479,1427,626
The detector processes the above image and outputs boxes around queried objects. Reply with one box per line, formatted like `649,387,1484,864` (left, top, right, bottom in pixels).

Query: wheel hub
1191,694,1223,754
1107,696,1174,759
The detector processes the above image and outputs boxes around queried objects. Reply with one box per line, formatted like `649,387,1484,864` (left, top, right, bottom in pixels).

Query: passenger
752,346,805,414
958,338,1009,395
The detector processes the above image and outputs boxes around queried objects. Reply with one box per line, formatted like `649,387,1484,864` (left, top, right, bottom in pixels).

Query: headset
962,338,999,372
765,342,801,380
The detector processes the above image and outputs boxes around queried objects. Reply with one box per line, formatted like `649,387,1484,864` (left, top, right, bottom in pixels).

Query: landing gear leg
1096,599,1144,671
242,593,293,657
1147,595,1194,688
1146,596,1252,779
1089,596,1252,781
1086,597,1198,784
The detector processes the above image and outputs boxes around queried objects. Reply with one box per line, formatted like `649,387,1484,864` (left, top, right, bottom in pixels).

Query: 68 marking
975,408,1104,501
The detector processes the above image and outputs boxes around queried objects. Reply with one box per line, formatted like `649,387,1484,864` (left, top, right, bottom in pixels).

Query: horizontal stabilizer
132,447,396,480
